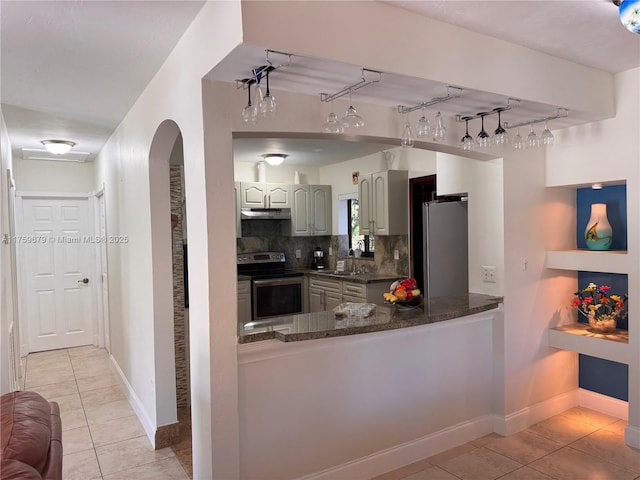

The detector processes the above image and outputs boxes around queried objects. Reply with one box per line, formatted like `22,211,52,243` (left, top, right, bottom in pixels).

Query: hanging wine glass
415,106,432,138
541,120,554,146
493,110,509,146
255,82,264,109
432,111,446,142
513,128,525,150
322,112,344,133
476,114,491,148
401,122,415,148
241,82,258,124
526,124,539,148
342,105,365,130
259,69,277,117
460,117,474,151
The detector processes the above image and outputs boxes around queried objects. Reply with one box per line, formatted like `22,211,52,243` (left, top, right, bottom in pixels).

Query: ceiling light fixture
41,139,76,155
618,0,640,34
262,153,287,166
592,183,603,190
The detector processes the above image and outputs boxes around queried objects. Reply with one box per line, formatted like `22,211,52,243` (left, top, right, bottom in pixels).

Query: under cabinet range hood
240,207,291,220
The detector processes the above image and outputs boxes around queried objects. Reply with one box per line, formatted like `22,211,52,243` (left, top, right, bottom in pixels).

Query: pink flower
571,297,581,308
582,297,593,304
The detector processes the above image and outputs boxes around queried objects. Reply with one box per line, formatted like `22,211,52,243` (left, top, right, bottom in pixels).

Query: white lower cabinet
309,277,342,313
309,276,391,312
343,280,389,305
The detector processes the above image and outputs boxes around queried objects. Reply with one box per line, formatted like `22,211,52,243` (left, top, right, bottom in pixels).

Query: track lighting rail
397,87,464,114
320,69,382,103
504,108,569,129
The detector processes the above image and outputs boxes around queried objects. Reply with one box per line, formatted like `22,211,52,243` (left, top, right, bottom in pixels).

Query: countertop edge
238,297,503,344
307,270,398,284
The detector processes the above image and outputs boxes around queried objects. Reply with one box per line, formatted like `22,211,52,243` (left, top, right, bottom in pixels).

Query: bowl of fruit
383,278,422,310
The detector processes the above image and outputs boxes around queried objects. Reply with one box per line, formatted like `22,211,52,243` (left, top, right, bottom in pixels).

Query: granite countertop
238,293,503,343
307,270,398,284
238,274,252,282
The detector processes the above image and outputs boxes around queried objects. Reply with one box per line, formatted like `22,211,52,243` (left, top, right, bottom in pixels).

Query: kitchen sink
316,270,356,276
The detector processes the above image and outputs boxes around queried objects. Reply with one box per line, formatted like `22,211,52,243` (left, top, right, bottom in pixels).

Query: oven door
252,276,304,321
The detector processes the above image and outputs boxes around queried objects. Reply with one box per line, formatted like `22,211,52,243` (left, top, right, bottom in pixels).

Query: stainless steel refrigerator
422,200,468,299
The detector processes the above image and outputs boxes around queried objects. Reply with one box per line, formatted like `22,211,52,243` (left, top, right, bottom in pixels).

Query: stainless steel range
237,252,305,321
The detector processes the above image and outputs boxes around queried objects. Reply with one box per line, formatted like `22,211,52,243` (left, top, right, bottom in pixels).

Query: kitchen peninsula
238,292,502,343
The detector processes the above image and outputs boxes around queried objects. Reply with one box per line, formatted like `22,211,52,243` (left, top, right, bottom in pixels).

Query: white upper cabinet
267,184,291,208
359,170,408,235
240,182,291,208
291,184,332,236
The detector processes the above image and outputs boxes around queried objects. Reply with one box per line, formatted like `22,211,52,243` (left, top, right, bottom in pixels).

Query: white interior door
18,196,95,353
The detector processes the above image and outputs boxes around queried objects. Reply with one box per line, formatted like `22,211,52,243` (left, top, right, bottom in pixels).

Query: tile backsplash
237,221,408,275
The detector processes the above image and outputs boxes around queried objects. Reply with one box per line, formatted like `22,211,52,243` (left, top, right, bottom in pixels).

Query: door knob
78,278,89,284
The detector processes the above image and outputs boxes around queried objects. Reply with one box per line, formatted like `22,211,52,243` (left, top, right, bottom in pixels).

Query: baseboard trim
298,415,494,480
578,388,628,420
110,354,157,448
155,422,181,450
624,424,640,449
493,390,579,436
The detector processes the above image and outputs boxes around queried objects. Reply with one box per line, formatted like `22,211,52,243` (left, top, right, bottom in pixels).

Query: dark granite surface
238,274,252,282
308,270,397,284
238,293,503,343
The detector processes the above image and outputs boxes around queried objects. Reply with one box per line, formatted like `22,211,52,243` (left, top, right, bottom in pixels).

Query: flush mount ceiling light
618,0,640,34
262,153,287,166
41,139,76,155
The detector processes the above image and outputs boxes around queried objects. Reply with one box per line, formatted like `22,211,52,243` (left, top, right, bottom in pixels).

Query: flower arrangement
572,283,628,332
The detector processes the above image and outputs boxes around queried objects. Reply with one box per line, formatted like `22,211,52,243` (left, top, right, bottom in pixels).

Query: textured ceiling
385,0,640,74
1,0,638,166
1,0,205,160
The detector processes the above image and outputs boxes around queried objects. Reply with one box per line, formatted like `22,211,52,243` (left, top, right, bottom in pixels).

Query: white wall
0,109,17,394
92,2,244,478
545,67,640,438
202,1,617,473
437,153,504,296
13,159,95,193
238,312,496,479
234,160,320,184
241,1,614,120
85,0,634,477
500,145,578,420
319,147,438,233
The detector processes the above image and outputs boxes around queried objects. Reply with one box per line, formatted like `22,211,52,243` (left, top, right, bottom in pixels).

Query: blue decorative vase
584,203,613,250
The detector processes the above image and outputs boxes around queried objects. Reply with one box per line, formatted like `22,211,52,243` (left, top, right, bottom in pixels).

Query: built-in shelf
545,249,629,274
547,322,629,365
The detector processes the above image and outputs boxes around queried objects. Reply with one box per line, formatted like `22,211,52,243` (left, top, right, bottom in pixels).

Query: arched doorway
148,120,191,468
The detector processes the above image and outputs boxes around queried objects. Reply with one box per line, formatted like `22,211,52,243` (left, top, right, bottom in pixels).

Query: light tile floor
25,347,640,480
24,346,190,480
373,407,640,480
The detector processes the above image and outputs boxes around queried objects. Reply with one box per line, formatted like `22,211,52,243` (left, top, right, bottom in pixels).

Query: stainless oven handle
253,277,303,287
